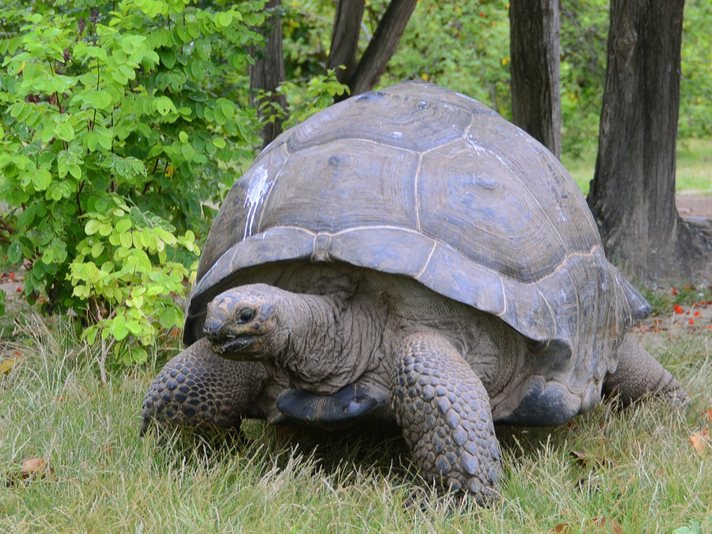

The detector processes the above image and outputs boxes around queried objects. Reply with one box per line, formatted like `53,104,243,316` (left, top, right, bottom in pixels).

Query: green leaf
41,247,54,264
32,169,52,191
8,242,23,263
54,122,75,141
85,326,98,345
115,219,132,233
85,219,100,235
155,96,176,116
111,317,130,341
120,231,133,248
91,243,105,258
181,143,195,159
159,48,176,69
190,60,206,81
215,12,233,28
88,91,113,110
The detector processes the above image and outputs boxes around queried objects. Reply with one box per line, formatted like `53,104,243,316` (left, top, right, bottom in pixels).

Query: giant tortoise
142,81,687,501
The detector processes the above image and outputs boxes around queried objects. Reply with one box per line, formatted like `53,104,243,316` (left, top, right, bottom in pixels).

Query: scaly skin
603,334,689,406
392,333,501,503
141,338,270,435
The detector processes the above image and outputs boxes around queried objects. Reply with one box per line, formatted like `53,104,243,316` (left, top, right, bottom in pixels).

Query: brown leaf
570,450,587,465
569,450,617,468
549,524,572,533
20,457,54,480
4,457,54,487
690,428,711,455
591,516,623,534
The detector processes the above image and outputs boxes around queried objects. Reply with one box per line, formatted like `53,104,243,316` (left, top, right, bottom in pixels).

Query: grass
560,138,712,196
1,311,711,533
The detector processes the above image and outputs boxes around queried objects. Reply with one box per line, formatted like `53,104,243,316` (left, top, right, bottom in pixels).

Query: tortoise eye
237,309,255,324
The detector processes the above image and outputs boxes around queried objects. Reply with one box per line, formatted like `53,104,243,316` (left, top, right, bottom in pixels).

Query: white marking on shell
556,202,568,222
243,165,272,240
456,92,477,102
392,131,403,138
466,137,508,166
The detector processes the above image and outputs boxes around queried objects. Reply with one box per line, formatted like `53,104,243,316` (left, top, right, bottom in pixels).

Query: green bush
0,0,265,364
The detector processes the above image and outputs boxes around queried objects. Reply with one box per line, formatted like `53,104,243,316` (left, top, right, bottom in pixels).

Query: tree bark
342,0,418,98
587,0,712,282
250,0,287,148
328,0,365,86
509,0,562,158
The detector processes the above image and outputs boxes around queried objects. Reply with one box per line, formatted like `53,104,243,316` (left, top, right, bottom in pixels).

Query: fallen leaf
674,305,684,314
550,524,571,533
569,450,616,468
5,457,54,487
690,428,710,455
570,451,587,465
591,517,623,534
20,457,54,480
0,359,15,375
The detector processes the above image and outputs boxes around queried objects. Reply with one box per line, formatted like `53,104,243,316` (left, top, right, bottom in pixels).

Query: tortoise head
203,284,288,361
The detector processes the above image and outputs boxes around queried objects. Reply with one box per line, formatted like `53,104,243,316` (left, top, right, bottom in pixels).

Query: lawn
1,305,711,533
561,138,712,196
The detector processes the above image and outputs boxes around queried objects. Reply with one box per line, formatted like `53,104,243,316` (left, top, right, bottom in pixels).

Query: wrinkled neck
266,289,376,394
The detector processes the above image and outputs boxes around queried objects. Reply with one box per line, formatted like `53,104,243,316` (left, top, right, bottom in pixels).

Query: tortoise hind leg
392,333,502,504
141,337,270,435
603,335,689,407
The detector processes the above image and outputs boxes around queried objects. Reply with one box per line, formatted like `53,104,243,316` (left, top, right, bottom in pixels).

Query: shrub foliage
0,0,266,363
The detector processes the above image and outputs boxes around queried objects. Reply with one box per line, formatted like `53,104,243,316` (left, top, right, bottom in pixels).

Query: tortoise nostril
203,318,222,337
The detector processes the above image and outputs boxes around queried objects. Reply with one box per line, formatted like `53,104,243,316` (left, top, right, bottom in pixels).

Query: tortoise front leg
392,333,502,503
141,338,270,434
603,335,689,407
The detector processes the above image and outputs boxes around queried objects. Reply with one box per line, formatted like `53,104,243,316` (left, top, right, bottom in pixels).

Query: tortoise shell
184,81,649,420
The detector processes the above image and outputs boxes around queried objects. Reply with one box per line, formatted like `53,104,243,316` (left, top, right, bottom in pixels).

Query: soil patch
677,192,712,223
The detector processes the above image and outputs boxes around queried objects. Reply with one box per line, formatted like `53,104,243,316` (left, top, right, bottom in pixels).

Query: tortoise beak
204,319,262,357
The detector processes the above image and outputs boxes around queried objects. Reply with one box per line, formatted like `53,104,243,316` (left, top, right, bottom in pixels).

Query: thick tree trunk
328,0,365,86
249,0,287,148
587,0,712,282
344,0,418,97
509,0,561,158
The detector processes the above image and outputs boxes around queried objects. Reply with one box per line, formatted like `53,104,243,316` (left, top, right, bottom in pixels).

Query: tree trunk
343,0,418,98
328,0,365,86
249,0,287,148
587,0,712,282
509,0,561,158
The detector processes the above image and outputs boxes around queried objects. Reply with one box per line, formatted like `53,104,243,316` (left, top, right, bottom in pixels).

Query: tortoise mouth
208,332,260,357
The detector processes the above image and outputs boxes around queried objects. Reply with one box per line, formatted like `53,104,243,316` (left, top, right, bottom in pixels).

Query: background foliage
282,0,712,156
0,0,267,364
1,0,711,367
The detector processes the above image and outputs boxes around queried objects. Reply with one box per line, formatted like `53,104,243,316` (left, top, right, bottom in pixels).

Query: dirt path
677,192,712,219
